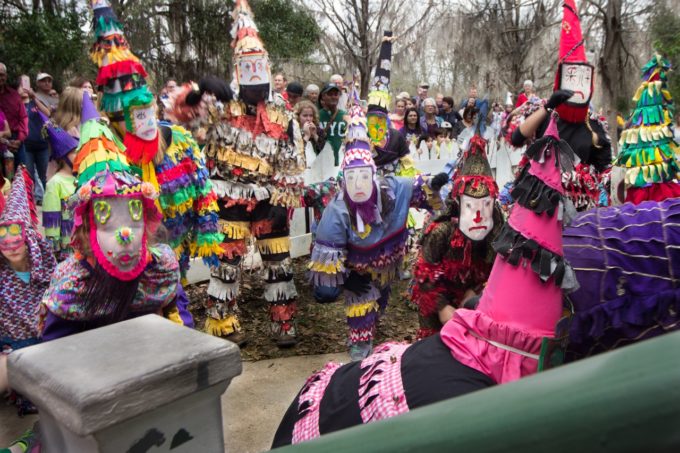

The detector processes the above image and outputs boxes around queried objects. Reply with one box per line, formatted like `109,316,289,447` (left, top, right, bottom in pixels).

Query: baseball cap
441,121,452,129
320,82,341,96
418,82,429,89
286,81,304,96
36,73,52,82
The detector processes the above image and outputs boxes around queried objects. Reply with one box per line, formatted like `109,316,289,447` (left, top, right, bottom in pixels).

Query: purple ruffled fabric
42,211,61,229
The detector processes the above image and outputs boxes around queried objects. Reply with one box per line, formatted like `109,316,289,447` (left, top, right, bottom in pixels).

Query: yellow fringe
91,46,140,67
192,242,226,258
346,301,380,318
162,198,194,219
216,148,272,175
164,305,184,325
198,199,220,216
141,161,162,212
308,260,344,274
257,236,290,255
220,220,251,240
205,315,241,337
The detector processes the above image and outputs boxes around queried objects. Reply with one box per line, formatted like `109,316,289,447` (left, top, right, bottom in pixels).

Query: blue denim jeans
24,145,49,201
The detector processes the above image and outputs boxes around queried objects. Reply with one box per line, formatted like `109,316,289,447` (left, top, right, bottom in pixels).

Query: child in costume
613,54,680,203
197,0,306,347
88,0,223,282
0,167,57,416
309,93,447,361
411,134,503,339
511,0,611,211
273,112,578,447
39,108,80,261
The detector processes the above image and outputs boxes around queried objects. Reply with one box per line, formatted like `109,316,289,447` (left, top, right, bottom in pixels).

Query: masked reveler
308,91,447,361
273,113,577,447
193,0,306,347
365,31,411,177
411,134,503,339
0,167,56,416
511,0,611,211
37,106,193,341
88,0,223,282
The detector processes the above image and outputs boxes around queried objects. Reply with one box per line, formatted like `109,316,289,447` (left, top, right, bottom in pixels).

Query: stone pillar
8,315,242,453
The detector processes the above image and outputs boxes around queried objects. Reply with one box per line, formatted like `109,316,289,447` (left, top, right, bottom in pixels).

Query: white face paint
459,194,494,241
132,105,158,140
344,166,374,203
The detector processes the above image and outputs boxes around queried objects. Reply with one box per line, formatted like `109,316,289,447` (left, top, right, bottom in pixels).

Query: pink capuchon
441,114,571,385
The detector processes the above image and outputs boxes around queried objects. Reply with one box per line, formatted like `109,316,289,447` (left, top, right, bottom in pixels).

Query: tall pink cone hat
553,0,594,123
441,113,579,384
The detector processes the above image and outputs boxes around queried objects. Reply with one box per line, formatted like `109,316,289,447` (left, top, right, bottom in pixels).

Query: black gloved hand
545,89,574,110
430,172,449,192
343,271,372,295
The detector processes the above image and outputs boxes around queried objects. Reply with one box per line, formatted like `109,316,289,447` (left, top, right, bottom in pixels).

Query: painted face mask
344,166,374,203
90,196,147,281
366,112,388,145
0,223,24,252
459,194,494,241
558,63,594,106
236,53,271,87
131,104,158,141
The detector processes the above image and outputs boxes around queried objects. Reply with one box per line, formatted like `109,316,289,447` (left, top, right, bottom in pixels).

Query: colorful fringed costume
190,0,306,346
564,198,680,359
411,135,502,339
88,0,223,278
614,54,680,204
272,114,576,447
310,93,443,359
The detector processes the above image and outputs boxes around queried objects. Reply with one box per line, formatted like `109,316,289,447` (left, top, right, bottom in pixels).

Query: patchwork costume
411,135,502,338
273,114,577,446
201,0,306,346
309,94,444,360
89,0,223,278
0,167,56,415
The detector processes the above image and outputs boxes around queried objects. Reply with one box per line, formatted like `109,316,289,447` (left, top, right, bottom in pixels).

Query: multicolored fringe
308,242,347,287
347,229,409,286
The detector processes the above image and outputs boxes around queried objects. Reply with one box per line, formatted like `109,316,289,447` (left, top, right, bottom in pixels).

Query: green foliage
251,0,321,65
651,6,680,111
0,8,91,88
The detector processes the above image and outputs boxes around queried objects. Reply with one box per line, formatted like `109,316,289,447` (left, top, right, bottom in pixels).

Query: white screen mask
459,194,494,241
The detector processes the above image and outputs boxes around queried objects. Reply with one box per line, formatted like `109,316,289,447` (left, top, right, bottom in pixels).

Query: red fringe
626,183,680,205
156,158,197,184
96,60,148,86
221,240,247,260
251,219,273,237
230,102,287,140
270,302,298,322
123,132,159,165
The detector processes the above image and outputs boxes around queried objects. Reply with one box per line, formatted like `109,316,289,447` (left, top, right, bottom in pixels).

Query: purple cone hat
81,91,100,123
38,111,79,161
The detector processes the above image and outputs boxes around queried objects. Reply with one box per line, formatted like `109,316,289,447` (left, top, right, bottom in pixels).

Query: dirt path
186,257,419,361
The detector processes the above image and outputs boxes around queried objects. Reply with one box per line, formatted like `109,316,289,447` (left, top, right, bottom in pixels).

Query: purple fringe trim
42,211,61,229
60,219,74,236
347,310,380,330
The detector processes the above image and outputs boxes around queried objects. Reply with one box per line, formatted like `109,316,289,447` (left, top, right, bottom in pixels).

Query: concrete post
8,315,242,453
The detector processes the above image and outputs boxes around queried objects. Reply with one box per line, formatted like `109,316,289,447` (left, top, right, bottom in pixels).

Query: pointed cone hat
367,30,393,113
441,113,579,384
230,0,271,97
341,87,375,171
451,135,498,199
0,166,39,230
37,110,79,162
81,90,101,123
554,0,594,123
89,0,154,122
614,54,680,203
